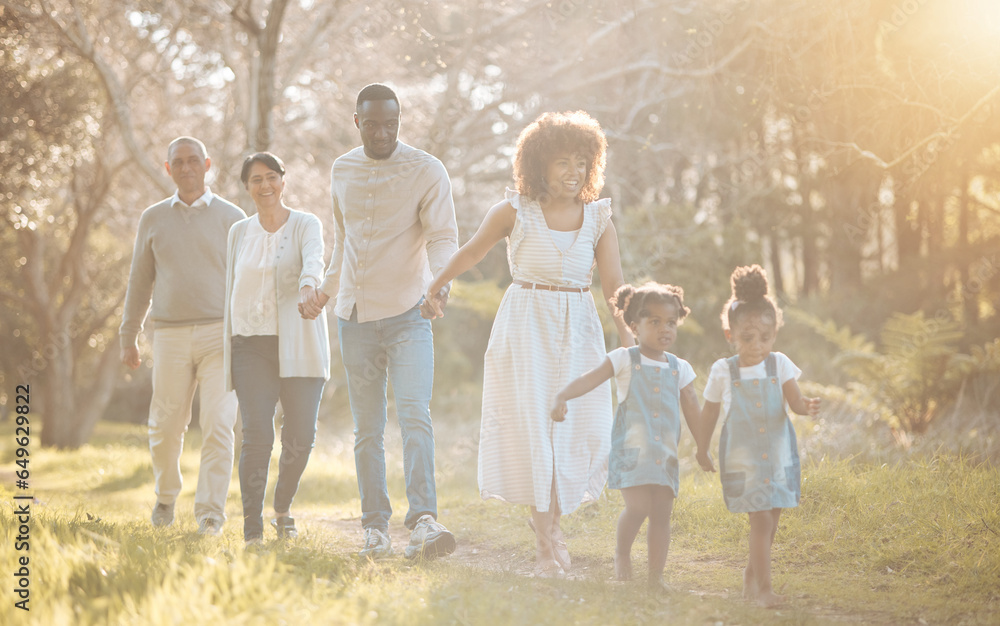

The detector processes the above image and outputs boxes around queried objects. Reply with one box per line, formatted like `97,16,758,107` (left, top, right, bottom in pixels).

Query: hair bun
611,283,635,315
731,264,769,302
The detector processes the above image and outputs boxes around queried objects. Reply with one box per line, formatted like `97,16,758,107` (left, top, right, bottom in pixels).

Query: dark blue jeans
231,335,325,540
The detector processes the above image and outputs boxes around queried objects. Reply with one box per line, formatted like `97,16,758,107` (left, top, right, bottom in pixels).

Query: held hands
419,286,450,319
696,448,716,473
120,344,141,370
298,286,328,320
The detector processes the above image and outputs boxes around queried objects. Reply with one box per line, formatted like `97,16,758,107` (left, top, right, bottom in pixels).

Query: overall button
653,412,659,418
762,453,768,460
655,459,662,465
653,387,660,393
654,435,661,442
756,402,762,408
759,427,765,434
654,367,660,373
764,478,771,485
634,365,641,371
734,382,741,387
771,378,777,384
672,370,677,376
753,380,759,386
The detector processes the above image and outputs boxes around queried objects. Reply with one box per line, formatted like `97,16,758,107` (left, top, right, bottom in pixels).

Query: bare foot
614,553,632,581
742,566,759,600
534,559,565,579
648,575,675,593
756,589,786,608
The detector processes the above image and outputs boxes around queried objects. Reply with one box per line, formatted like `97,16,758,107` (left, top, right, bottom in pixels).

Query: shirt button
759,427,765,434
366,216,371,221
762,453,768,460
358,261,365,268
368,193,373,197
756,402,762,408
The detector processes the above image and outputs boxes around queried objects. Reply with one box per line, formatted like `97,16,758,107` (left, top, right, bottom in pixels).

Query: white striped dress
478,189,613,514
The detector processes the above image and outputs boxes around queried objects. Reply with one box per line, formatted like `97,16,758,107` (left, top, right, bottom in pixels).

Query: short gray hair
167,136,208,161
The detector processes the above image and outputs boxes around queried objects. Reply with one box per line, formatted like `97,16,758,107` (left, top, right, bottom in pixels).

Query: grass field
1,411,998,625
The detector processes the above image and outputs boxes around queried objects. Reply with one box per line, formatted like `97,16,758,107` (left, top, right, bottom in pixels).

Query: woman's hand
419,287,449,319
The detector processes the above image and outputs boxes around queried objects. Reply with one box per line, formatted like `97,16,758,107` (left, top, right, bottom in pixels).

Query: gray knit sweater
120,193,246,348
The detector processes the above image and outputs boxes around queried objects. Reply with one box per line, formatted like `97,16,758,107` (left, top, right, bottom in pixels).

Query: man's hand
298,286,325,320
121,345,141,370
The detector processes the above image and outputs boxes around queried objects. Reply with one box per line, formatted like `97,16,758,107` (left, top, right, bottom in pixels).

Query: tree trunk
769,232,785,297
957,171,978,325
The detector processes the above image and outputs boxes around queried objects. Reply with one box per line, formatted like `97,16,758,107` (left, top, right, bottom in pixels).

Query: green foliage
792,309,997,435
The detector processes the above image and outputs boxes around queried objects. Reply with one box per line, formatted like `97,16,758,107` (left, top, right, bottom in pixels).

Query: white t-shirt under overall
702,351,801,418
606,347,697,401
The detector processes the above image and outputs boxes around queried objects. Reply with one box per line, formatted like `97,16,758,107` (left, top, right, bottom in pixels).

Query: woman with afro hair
424,111,632,577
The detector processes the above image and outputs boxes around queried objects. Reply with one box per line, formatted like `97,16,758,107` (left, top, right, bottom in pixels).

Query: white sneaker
359,527,393,559
404,514,456,560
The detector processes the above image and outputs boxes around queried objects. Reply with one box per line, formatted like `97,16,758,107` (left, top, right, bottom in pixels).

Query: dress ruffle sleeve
593,197,613,242
504,188,528,266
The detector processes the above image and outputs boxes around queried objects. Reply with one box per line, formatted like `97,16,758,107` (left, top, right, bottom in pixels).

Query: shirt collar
171,187,214,209
364,141,406,164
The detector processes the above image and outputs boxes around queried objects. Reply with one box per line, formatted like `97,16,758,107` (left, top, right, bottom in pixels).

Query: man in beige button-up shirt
315,83,458,560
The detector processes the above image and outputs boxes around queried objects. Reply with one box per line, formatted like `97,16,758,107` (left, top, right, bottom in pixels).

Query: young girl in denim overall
696,265,820,607
552,282,701,590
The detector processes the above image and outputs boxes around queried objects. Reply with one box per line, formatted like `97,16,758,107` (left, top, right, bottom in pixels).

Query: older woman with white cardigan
224,152,330,546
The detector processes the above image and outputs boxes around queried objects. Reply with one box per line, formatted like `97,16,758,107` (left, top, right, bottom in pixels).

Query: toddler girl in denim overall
552,282,701,590
696,265,820,608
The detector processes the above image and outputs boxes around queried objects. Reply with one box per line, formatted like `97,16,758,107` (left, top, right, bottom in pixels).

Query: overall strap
727,355,741,381
765,353,778,378
665,352,678,371
628,346,642,366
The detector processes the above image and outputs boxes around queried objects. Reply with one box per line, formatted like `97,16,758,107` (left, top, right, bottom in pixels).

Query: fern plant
788,309,973,435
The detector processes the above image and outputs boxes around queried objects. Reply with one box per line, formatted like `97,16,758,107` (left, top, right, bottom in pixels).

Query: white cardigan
224,209,330,391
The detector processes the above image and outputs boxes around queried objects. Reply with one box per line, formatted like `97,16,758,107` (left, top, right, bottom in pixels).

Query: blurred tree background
1,0,998,453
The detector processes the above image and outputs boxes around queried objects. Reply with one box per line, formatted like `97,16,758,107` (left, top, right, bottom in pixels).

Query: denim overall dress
718,353,801,513
608,347,682,496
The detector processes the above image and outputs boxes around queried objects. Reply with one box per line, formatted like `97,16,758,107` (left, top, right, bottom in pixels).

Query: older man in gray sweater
120,136,245,535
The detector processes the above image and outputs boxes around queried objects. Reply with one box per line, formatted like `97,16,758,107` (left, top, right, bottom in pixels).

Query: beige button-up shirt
320,141,458,322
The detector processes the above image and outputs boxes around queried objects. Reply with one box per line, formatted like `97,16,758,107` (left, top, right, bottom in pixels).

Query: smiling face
245,161,285,209
726,312,778,367
166,142,210,198
630,300,681,357
355,99,400,160
544,152,588,201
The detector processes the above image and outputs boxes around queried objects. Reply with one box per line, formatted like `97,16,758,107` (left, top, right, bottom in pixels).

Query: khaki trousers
149,321,238,523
